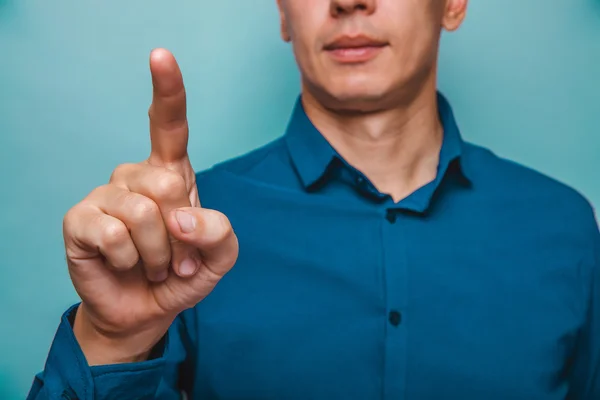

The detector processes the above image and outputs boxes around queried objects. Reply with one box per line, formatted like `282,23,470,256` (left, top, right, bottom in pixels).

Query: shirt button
389,310,402,326
385,209,397,224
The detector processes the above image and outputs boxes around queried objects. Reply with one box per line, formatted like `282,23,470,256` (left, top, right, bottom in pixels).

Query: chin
316,73,398,112
322,87,393,113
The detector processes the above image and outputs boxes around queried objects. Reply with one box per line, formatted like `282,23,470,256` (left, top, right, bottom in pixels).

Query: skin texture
66,0,467,366
67,49,238,365
277,0,467,112
276,0,468,201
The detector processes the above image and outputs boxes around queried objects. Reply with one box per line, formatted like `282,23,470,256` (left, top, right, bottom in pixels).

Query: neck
301,76,443,203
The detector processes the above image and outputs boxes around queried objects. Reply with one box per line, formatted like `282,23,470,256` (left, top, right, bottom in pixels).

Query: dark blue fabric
28,93,600,399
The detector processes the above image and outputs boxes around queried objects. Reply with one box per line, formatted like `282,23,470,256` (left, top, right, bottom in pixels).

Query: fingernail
179,258,198,277
176,210,196,233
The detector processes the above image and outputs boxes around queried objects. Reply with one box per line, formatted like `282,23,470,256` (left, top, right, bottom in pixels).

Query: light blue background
0,0,598,398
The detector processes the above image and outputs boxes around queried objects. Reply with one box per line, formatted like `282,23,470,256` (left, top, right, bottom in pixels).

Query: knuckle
153,171,187,201
62,206,80,234
63,203,94,237
114,253,140,271
128,196,160,225
110,163,134,183
88,184,108,199
86,184,116,204
100,220,129,250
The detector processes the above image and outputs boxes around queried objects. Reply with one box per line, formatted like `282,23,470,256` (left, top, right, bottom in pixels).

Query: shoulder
192,136,303,208
200,136,286,174
464,142,598,232
195,137,287,186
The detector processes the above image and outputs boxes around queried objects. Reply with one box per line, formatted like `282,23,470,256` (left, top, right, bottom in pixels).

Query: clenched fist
63,49,238,365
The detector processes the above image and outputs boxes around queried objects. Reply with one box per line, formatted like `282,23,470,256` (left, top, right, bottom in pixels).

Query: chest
191,200,583,399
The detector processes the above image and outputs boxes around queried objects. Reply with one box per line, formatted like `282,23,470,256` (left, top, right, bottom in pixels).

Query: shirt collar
284,91,471,192
436,92,472,184
283,98,339,189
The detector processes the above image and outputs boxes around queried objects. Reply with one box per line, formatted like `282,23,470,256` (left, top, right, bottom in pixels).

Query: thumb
147,48,189,166
166,207,239,278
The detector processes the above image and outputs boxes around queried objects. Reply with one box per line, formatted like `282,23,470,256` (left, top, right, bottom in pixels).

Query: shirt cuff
44,304,169,400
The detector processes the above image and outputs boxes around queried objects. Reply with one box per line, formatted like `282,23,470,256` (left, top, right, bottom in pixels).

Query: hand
63,48,238,365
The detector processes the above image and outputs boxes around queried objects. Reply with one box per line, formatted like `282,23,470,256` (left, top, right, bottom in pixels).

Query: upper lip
324,35,388,51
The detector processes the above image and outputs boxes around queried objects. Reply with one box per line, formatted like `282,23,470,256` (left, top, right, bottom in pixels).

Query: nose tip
330,0,376,17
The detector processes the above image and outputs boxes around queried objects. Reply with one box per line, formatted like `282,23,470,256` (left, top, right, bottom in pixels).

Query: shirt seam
210,139,286,178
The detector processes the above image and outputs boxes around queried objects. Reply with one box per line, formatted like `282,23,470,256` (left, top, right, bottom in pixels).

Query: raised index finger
148,48,189,165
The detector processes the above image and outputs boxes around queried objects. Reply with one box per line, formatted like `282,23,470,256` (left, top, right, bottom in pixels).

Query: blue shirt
29,93,600,400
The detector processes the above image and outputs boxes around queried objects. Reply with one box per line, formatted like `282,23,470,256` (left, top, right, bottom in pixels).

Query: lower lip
326,46,386,64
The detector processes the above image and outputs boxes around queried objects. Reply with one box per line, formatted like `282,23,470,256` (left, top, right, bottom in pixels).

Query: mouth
323,35,388,64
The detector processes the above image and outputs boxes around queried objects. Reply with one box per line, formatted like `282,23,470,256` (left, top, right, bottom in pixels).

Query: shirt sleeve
26,304,196,400
568,216,600,399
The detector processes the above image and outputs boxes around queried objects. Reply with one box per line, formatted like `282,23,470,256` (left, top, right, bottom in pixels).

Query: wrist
73,304,169,366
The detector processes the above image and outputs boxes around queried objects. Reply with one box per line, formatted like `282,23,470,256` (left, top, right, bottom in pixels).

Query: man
28,0,599,399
